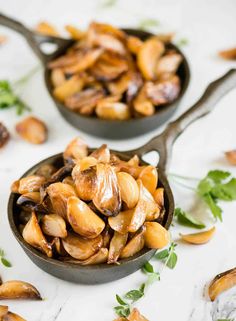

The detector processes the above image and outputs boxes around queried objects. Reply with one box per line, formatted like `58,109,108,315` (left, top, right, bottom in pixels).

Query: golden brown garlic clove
90,144,110,163
117,172,139,209
53,75,84,102
72,166,97,201
219,47,236,60
3,311,26,321
47,182,76,220
133,84,155,117
15,176,45,195
225,150,236,165
35,164,56,179
65,88,105,114
156,52,182,78
41,214,67,238
144,222,170,249
50,68,66,88
180,227,216,245
72,157,97,173
15,116,48,145
67,196,105,238
108,209,133,234
62,233,102,260
129,180,159,233
128,308,149,321
0,280,42,300
93,163,121,216
137,37,165,80
22,212,52,257
153,188,164,208
16,192,41,208
138,165,158,195
61,248,108,265
0,305,8,317
146,75,181,106
63,137,88,163
65,25,86,40
208,267,236,301
126,36,143,54
35,21,59,37
108,231,128,264
120,227,145,259
96,101,130,120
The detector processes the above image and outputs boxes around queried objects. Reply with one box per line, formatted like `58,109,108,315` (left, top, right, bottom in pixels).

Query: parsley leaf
175,208,205,229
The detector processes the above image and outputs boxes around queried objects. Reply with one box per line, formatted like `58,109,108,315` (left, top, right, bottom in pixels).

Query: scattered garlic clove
180,227,216,245
0,280,42,300
16,116,48,145
67,196,105,238
225,150,236,165
22,212,52,257
144,222,170,249
208,267,236,301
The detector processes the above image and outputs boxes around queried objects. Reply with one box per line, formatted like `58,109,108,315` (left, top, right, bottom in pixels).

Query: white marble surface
0,0,236,320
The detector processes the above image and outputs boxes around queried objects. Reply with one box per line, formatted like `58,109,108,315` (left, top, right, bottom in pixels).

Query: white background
0,0,236,320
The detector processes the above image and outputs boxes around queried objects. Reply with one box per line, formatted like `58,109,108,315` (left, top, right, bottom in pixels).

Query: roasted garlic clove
48,52,80,69
138,165,158,195
108,231,128,264
129,180,159,232
67,196,105,238
65,25,86,40
16,192,41,208
51,237,67,256
225,150,236,165
22,212,52,257
62,233,102,260
72,156,97,172
73,167,97,201
146,75,181,106
133,85,155,117
107,72,132,96
63,137,88,163
35,164,56,179
62,176,75,187
96,101,131,120
35,21,59,37
0,280,42,300
90,144,110,163
137,37,164,80
153,188,164,209
3,311,26,321
13,176,45,195
208,267,236,301
93,163,121,216
0,305,8,317
156,52,182,78
62,248,108,265
120,227,145,259
92,33,126,55
91,51,128,81
41,214,67,238
102,225,112,248
65,88,105,114
50,68,66,88
108,209,133,234
219,47,236,60
128,308,149,321
117,172,139,208
64,48,103,74
47,182,76,220
180,227,216,245
127,36,143,54
144,222,170,249
15,116,48,145
53,75,84,102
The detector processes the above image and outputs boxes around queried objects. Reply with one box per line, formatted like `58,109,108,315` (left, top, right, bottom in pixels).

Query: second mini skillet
0,13,190,139
8,69,236,284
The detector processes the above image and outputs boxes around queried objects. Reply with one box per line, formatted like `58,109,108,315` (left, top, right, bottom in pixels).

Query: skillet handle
135,69,236,171
0,13,72,64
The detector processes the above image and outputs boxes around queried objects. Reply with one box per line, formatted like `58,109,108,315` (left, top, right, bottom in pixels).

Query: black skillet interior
0,13,190,139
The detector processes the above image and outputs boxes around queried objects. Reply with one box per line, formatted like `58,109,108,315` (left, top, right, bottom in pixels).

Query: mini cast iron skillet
8,69,236,284
0,13,190,139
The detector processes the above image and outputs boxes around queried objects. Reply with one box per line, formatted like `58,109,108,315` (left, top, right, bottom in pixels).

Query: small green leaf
100,0,117,8
174,208,205,229
125,289,144,302
143,261,154,273
146,272,160,286
139,283,145,294
1,257,12,268
166,252,177,269
0,249,5,257
211,178,236,201
204,194,222,221
217,319,234,321
155,249,169,260
208,170,230,183
138,18,160,31
197,177,213,196
176,38,189,47
114,305,130,317
116,294,127,306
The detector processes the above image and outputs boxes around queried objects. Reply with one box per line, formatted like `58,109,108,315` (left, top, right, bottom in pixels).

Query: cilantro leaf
203,194,222,221
207,170,231,183
174,208,205,229
211,178,236,201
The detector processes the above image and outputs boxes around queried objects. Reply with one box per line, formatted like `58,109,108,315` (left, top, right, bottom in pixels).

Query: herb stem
168,173,200,182
169,176,196,191
13,65,41,89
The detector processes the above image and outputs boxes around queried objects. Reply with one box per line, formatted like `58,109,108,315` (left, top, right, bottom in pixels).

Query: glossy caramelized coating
48,22,183,119
13,138,169,265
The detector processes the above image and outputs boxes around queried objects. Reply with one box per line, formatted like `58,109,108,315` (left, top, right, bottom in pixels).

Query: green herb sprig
174,208,205,229
155,242,178,269
169,170,236,222
0,248,12,268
